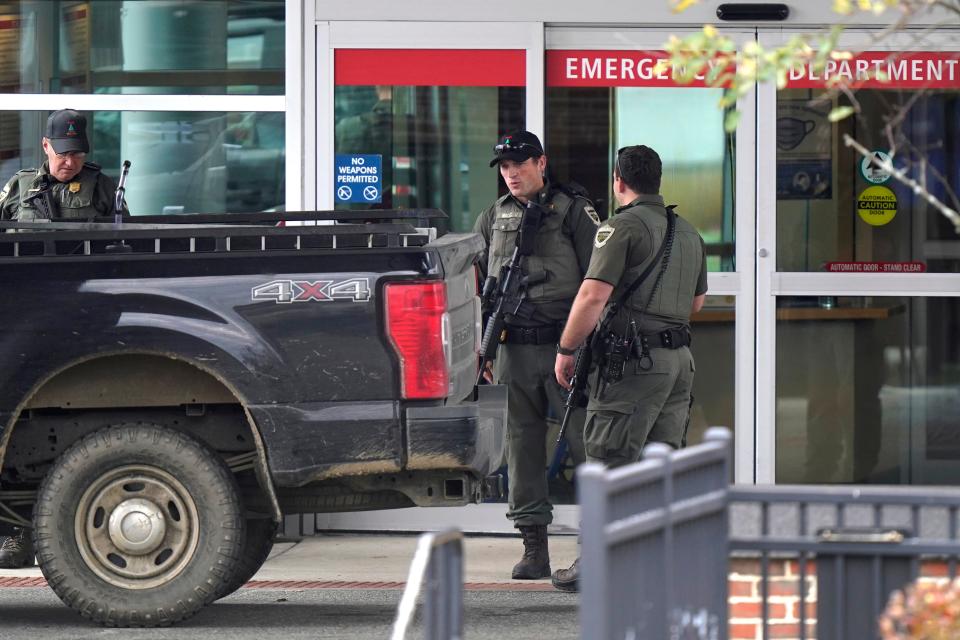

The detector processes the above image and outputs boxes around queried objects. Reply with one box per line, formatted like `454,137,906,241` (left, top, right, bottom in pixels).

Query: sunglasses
494,141,541,155
55,150,86,160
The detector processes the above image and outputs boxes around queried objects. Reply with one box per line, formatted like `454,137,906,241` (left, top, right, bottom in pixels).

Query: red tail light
385,282,449,399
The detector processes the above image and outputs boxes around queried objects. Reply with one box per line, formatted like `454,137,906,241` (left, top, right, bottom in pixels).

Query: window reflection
776,296,960,484
333,85,524,231
689,295,736,448
1,0,284,95
546,87,735,271
0,110,286,215
776,87,960,273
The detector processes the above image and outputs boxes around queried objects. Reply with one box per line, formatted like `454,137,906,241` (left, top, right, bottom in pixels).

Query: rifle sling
608,204,677,316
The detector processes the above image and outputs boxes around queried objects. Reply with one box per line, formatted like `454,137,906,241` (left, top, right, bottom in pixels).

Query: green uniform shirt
0,161,125,221
585,194,707,333
473,181,601,326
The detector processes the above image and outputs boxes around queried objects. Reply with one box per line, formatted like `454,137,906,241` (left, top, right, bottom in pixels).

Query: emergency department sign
335,154,382,203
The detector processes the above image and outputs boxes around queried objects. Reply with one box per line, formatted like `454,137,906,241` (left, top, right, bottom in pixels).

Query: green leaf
828,106,856,121
724,109,742,132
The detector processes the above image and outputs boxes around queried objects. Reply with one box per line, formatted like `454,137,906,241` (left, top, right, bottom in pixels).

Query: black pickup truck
0,211,506,626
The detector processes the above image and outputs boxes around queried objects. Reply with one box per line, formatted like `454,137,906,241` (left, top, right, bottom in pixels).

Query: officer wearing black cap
473,130,600,580
0,108,127,221
0,109,127,568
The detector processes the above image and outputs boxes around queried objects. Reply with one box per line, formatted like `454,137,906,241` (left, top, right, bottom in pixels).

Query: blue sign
335,154,382,203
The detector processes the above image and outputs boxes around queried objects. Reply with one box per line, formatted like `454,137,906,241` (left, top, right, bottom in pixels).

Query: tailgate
430,232,484,403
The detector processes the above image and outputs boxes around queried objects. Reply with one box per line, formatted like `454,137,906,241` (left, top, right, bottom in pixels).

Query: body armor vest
10,163,110,220
487,189,582,306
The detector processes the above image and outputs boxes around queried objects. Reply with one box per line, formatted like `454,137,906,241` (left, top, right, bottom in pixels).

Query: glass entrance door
544,27,756,481
757,29,960,484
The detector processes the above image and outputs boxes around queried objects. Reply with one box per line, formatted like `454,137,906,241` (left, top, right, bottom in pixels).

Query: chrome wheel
75,465,200,590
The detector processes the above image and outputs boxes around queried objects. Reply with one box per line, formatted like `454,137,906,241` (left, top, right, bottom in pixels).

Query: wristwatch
556,343,578,356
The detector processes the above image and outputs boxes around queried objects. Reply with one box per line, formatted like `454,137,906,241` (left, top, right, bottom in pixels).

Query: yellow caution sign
857,185,897,226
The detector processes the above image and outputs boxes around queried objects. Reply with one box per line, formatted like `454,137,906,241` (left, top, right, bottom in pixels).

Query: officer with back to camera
474,130,600,580
551,144,707,592
0,108,126,222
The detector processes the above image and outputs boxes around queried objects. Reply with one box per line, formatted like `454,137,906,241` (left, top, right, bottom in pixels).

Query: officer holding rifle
0,109,129,569
474,130,599,580
0,109,127,222
552,144,707,592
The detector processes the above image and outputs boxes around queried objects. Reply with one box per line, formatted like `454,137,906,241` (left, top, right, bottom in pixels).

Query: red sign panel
547,50,728,88
825,262,927,273
786,52,960,89
547,50,960,90
335,49,525,87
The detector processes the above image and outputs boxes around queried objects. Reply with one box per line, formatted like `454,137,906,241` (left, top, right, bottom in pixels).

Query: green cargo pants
494,342,586,527
584,345,695,469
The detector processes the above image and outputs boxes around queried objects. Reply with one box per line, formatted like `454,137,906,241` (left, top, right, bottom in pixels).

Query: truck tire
215,517,276,600
33,423,244,627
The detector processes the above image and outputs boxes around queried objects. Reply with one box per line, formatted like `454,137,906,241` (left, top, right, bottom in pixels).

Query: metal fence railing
729,483,960,640
578,426,960,640
391,529,464,640
579,427,732,640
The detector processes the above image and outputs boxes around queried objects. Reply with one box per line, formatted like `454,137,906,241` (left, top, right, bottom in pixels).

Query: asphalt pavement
0,533,582,639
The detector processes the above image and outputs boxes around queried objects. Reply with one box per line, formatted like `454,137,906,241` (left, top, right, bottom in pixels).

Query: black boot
512,525,550,579
551,557,579,592
0,528,35,569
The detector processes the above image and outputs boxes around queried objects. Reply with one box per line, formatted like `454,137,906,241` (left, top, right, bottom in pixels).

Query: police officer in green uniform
551,144,707,592
0,108,126,569
0,108,126,222
474,131,600,579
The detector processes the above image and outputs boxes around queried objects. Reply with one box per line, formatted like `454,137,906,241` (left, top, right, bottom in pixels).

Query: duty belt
502,324,561,345
632,327,692,355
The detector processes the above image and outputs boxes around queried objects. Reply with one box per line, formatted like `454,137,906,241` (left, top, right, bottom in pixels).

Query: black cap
45,109,89,154
490,130,544,167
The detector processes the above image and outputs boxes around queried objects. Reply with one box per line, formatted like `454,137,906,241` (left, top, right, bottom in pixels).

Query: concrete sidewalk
0,532,580,585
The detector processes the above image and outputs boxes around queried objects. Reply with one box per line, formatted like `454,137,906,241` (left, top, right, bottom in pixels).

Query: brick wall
728,558,951,640
729,558,817,640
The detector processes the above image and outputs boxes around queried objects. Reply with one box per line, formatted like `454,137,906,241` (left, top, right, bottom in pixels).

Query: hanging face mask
776,117,816,151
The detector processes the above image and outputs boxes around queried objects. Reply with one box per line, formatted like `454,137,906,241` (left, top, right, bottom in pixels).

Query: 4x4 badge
252,278,371,303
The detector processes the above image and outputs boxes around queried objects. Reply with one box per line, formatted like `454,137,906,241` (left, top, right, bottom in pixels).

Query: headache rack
0,209,444,259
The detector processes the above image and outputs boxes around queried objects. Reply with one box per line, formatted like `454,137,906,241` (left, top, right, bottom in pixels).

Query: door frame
317,21,544,210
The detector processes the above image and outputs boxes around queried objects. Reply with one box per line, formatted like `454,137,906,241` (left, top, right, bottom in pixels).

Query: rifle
475,201,547,386
555,331,599,445
22,175,58,219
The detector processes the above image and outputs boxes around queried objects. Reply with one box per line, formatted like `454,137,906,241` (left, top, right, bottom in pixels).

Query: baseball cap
489,130,544,167
45,109,89,154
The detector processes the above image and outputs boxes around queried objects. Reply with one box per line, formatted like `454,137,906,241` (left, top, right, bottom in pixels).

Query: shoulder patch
583,204,601,226
594,224,616,248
